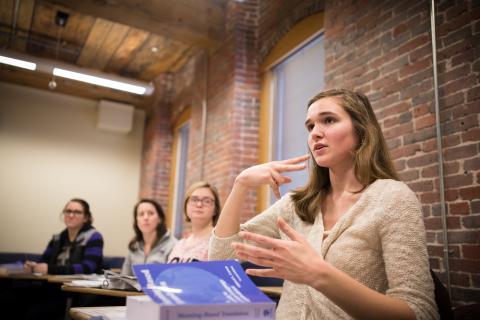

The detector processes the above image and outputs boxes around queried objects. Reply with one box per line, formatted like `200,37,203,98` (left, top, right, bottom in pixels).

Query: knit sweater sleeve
209,194,291,261
378,183,439,320
48,231,104,275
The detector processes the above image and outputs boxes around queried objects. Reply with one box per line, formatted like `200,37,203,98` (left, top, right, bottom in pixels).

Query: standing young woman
24,198,103,275
121,199,177,276
168,181,221,263
209,89,439,320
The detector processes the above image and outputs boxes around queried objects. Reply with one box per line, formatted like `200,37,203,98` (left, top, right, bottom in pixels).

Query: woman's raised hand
235,154,309,198
232,217,326,286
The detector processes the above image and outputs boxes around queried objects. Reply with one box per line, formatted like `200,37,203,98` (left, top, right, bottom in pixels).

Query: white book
127,295,275,320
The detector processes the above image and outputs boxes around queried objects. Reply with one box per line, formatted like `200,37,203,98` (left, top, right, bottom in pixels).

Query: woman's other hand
235,154,309,198
23,260,35,273
232,217,327,288
33,262,48,274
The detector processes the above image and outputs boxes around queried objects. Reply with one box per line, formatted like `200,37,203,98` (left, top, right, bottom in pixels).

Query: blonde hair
183,181,221,226
291,89,399,224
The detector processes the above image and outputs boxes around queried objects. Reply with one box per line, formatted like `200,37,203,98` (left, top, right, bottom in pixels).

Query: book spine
162,303,275,320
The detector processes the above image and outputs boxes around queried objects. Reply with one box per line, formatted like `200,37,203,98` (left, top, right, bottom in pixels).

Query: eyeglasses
187,197,215,206
63,209,84,216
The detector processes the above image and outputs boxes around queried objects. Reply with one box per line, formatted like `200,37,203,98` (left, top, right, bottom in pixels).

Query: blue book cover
132,260,274,306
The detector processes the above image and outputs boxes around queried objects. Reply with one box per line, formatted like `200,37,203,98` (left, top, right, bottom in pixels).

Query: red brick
443,173,474,189
449,202,470,215
462,128,480,143
463,245,480,260
408,180,434,192
398,169,419,182
415,114,436,130
464,157,480,171
459,186,480,201
450,272,471,287
420,191,440,204
449,258,480,273
406,152,437,168
444,144,478,161
390,143,421,159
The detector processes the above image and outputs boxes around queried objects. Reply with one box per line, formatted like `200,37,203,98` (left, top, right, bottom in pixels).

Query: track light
53,68,147,95
0,55,36,70
0,51,154,95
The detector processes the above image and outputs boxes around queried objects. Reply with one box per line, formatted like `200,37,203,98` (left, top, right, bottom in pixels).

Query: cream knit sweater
209,179,439,320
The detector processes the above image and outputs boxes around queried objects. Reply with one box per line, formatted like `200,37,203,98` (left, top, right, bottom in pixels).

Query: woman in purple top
24,198,104,275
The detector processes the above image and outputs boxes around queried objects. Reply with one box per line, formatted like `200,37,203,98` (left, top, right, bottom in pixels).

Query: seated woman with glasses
121,199,177,276
168,181,221,263
24,198,104,275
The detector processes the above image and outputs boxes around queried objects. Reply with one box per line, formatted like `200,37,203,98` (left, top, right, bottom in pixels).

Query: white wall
0,83,145,256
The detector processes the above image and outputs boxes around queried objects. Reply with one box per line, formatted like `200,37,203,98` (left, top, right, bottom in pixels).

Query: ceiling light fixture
53,68,147,95
0,55,36,70
0,50,154,95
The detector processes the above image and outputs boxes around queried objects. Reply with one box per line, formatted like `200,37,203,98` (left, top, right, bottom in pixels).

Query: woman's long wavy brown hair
291,89,399,224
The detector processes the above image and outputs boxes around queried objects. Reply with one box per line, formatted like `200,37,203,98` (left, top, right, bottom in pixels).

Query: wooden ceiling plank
77,18,113,67
106,27,149,74
46,0,226,48
93,23,130,70
142,44,191,80
11,0,35,51
0,0,14,27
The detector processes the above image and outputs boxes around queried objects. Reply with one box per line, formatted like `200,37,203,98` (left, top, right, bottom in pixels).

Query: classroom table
0,272,50,280
62,284,281,298
69,306,127,320
62,285,144,298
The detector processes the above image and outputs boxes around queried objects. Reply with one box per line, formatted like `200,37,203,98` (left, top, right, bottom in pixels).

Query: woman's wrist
310,258,335,292
234,174,250,190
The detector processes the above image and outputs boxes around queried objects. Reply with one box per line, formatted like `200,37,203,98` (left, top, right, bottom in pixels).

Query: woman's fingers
279,154,310,165
245,268,281,279
268,175,281,199
277,217,304,243
238,230,280,246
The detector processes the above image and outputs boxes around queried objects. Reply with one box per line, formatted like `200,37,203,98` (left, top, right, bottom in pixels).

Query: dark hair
128,199,168,251
64,198,93,226
183,181,221,226
291,89,399,224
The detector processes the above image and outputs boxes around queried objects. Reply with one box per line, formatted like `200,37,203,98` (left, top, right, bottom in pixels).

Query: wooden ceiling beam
47,0,226,48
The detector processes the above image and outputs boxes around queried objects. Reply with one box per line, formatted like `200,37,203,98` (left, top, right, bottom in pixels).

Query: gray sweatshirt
121,231,177,276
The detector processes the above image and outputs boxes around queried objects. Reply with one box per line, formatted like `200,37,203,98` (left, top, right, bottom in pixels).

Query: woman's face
136,202,161,236
186,187,216,225
63,201,88,230
306,97,358,170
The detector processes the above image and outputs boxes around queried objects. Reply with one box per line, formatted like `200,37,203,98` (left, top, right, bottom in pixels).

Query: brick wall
139,0,478,306
324,0,479,305
138,74,173,210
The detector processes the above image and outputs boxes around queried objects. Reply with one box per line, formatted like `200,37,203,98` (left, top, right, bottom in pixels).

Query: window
257,13,324,209
169,109,190,238
271,35,325,198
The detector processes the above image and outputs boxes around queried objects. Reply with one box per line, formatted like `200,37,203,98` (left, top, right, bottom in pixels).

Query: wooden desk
0,272,49,280
48,275,90,283
63,285,280,298
69,306,126,320
62,285,144,298
259,286,282,297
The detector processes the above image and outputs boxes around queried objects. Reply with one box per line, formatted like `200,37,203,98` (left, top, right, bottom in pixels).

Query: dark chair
431,270,454,320
0,252,41,264
241,261,283,287
102,256,124,270
453,303,480,320
241,261,283,305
